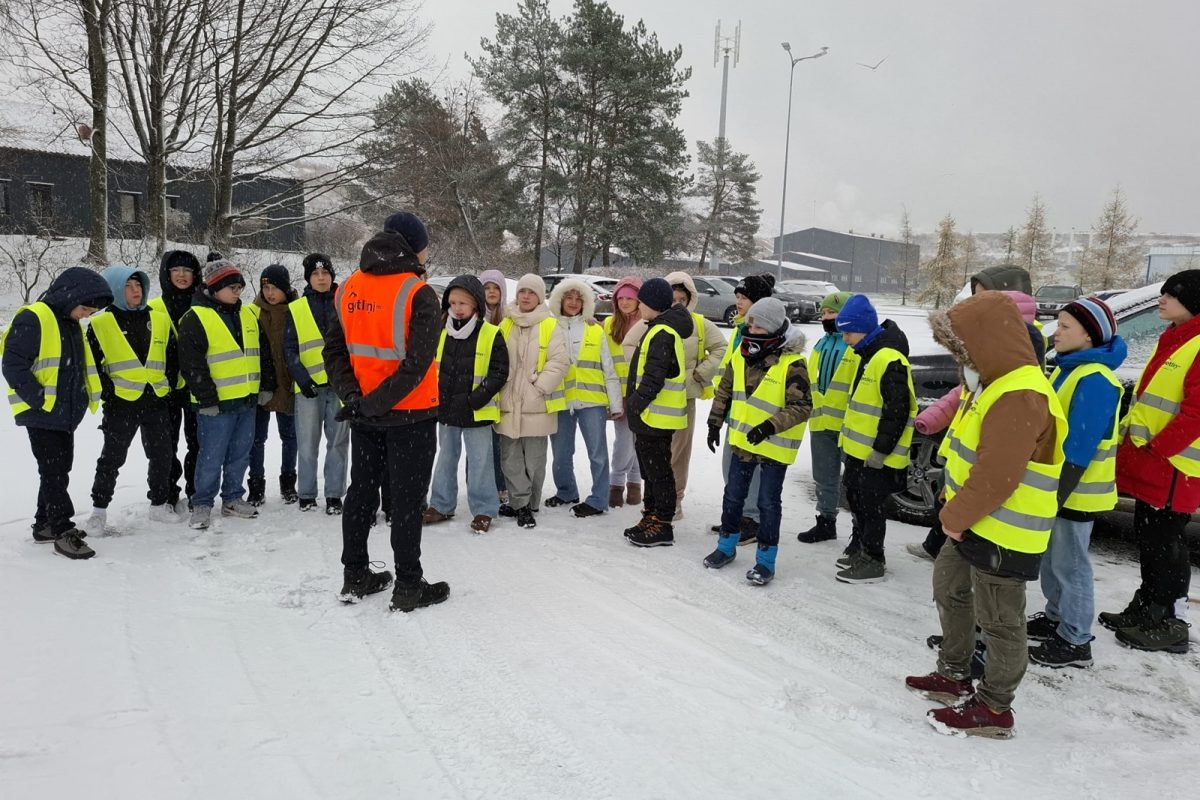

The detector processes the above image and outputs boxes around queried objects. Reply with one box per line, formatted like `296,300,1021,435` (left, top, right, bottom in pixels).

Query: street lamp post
777,43,828,280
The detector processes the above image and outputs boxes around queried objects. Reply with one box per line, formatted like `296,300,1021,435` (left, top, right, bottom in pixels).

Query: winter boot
516,507,536,528
627,516,674,547
189,506,212,530
738,516,760,546
53,529,95,560
608,485,625,508
625,483,642,506
498,504,517,518
470,514,492,533
746,544,778,586
1025,612,1060,643
389,578,451,612
835,553,886,584
1115,609,1190,654
797,515,837,544
325,498,343,516
299,498,318,512
423,507,453,525
572,502,605,518
1098,590,1152,632
279,473,298,504
31,523,56,543
339,567,393,602
222,499,259,519
544,494,578,508
703,532,741,569
927,696,1015,739
247,477,267,507
1029,632,1094,668
835,542,862,569
149,503,184,524
904,672,974,706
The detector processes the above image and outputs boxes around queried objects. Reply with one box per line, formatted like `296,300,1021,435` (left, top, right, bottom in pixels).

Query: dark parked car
1034,284,1083,319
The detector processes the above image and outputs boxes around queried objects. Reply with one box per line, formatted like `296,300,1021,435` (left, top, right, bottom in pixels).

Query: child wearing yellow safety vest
624,278,693,547
423,276,509,533
2,267,112,559
605,277,643,509
704,298,812,585
178,258,276,530
544,278,625,518
151,250,202,510
494,274,569,530
82,265,180,537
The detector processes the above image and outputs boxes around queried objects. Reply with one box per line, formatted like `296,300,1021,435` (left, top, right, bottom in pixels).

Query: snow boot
247,477,267,506
738,516,760,546
627,516,674,547
516,507,536,529
746,544,778,586
1029,632,1094,669
904,672,974,706
325,498,343,516
544,494,578,508
339,567,393,602
279,473,298,504
299,498,318,512
1115,611,1190,654
222,499,259,519
498,504,517,518
53,529,95,560
927,696,1015,739
1025,612,1060,643
625,483,642,506
149,503,184,524
797,515,837,544
608,485,625,508
189,506,212,530
835,553,886,584
571,502,605,518
1098,591,1153,632
389,578,451,612
31,523,56,543
703,532,741,569
423,507,453,525
470,514,492,533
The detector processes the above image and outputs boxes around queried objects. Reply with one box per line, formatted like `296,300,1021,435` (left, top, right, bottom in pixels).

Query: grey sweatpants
499,435,548,512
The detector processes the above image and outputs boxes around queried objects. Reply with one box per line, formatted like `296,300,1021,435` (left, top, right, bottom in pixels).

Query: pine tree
887,207,918,305
1017,195,1055,285
691,138,761,268
1076,188,1143,291
919,213,960,309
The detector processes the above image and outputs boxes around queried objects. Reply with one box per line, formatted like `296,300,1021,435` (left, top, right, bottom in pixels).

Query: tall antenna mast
710,20,741,272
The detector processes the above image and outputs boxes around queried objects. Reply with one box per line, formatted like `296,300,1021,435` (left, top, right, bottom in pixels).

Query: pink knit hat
614,275,642,302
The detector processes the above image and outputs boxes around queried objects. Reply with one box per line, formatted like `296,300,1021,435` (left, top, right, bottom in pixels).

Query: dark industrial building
771,228,919,294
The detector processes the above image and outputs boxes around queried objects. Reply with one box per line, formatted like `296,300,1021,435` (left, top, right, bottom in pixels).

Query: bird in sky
857,56,888,70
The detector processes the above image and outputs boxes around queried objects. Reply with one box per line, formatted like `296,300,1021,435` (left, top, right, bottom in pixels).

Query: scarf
445,315,479,340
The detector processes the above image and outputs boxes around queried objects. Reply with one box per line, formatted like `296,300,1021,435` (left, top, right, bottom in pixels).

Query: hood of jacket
101,264,150,311
932,291,1037,384
854,319,909,361
549,277,596,321
1056,334,1128,373
40,266,113,318
649,303,695,340
479,269,507,308
970,264,1033,295
780,324,807,355
1001,290,1036,323
664,271,699,311
158,250,201,301
442,274,488,319
359,230,424,275
505,298,552,329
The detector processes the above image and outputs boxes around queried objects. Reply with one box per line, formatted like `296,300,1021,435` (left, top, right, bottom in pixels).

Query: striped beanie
1062,297,1116,345
203,257,244,292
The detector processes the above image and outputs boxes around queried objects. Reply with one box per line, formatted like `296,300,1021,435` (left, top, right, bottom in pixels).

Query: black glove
745,421,774,446
706,425,721,453
299,382,318,399
334,394,361,423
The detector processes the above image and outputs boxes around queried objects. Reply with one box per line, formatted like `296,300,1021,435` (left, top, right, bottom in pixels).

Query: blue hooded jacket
101,264,150,311
86,265,169,406
1052,335,1127,468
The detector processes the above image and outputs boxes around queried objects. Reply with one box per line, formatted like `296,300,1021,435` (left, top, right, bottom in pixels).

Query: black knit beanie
302,252,335,283
1162,269,1200,317
735,274,773,303
260,264,295,299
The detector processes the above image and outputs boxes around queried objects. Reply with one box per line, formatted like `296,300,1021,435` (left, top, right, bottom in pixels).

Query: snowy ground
2,316,1199,800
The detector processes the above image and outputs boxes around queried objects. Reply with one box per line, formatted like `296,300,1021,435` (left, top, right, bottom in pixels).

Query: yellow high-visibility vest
287,296,329,392
691,312,714,400
633,323,687,430
2,302,101,415
1051,363,1121,513
943,364,1066,554
436,321,502,423
603,315,628,380
726,349,807,464
564,322,608,407
89,307,171,400
499,316,566,412
1125,334,1200,477
147,296,185,390
839,348,917,469
185,305,261,403
808,342,860,434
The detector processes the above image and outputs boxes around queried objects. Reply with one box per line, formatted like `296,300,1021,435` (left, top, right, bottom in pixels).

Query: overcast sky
422,0,1200,238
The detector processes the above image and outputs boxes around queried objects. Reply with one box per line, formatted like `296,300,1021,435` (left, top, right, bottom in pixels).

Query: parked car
425,274,519,306
1034,284,1083,319
690,275,742,326
778,280,842,323
529,274,618,317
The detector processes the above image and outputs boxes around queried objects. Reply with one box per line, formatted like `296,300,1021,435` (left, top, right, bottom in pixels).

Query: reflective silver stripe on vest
43,386,58,398
32,357,60,372
145,360,167,371
347,343,398,360
305,362,325,378
390,278,423,362
1091,443,1118,461
576,360,604,371
732,390,782,416
1128,423,1200,461
1136,392,1180,415
662,379,686,391
111,376,148,391
841,426,910,457
213,374,257,388
647,403,688,417
947,437,1060,492
828,380,851,393
208,350,244,365
573,382,607,395
104,358,143,371
1072,480,1116,495
299,340,323,353
990,506,1056,533
728,418,802,451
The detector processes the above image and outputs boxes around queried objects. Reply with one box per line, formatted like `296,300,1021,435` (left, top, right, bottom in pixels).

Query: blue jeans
722,437,759,521
294,386,349,500
194,407,257,508
429,424,499,518
1040,516,1096,645
809,429,842,519
721,454,787,548
550,405,610,509
250,407,297,480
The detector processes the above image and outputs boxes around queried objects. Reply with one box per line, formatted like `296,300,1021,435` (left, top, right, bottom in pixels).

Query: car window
1036,286,1078,300
693,278,712,293
1119,305,1168,365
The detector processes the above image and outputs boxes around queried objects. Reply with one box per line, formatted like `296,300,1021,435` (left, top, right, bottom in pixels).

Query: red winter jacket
1115,314,1200,513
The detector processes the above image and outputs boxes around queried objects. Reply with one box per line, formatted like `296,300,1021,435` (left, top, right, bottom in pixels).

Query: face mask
963,366,981,393
822,318,838,333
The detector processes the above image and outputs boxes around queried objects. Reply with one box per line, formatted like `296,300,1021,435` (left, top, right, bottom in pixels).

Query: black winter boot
389,578,451,612
1114,604,1190,654
1098,590,1152,632
247,477,267,507
279,473,298,504
798,515,837,543
339,567,393,602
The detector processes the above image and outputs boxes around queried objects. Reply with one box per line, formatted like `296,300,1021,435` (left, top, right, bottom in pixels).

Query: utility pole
709,20,741,274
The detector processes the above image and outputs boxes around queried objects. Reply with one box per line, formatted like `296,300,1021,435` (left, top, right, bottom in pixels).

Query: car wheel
722,306,737,326
886,432,945,526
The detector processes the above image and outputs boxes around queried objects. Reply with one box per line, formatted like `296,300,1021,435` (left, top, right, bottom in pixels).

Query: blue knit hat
638,277,674,312
383,211,430,254
836,293,878,334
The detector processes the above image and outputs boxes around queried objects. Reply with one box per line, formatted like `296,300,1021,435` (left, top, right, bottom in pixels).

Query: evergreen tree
691,138,761,268
1017,194,1055,284
919,213,960,309
1076,188,1143,291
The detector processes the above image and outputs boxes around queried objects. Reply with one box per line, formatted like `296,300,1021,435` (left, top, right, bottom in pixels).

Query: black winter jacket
177,290,276,412
86,306,176,407
157,251,201,391
2,267,113,431
437,276,509,428
322,230,441,427
283,284,338,390
849,319,914,459
625,303,694,438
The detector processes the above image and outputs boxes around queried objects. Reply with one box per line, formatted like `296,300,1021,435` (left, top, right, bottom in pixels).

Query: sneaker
53,529,95,560
1029,632,1094,668
470,514,492,533
628,517,674,547
246,477,266,507
149,503,184,524
571,502,605,518
325,498,343,516
189,506,212,530
905,542,935,561
835,553,886,584
703,548,736,569
299,498,318,512
738,517,759,546
1114,616,1190,654
608,486,625,508
835,546,861,569
905,672,974,706
389,578,451,612
1025,612,1059,643
544,495,578,508
221,499,259,519
797,515,837,543
339,567,393,602
746,564,774,586
423,507,453,525
498,504,517,518
1098,591,1152,632
927,696,1015,739
516,507,536,528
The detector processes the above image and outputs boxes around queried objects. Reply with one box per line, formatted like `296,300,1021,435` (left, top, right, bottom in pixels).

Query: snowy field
2,312,1198,800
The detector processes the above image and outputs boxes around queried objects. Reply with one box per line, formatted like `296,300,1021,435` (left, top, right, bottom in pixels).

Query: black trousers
634,433,675,520
91,400,174,508
342,419,436,585
166,390,199,503
843,456,905,560
27,427,75,535
1136,499,1192,612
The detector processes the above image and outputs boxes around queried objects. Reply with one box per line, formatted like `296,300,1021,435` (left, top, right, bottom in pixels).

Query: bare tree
1017,194,1055,285
918,213,960,309
0,233,72,302
1076,188,1143,291
959,230,980,284
888,207,918,305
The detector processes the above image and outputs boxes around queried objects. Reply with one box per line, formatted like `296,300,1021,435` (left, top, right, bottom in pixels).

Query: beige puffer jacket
664,271,728,399
495,299,569,438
